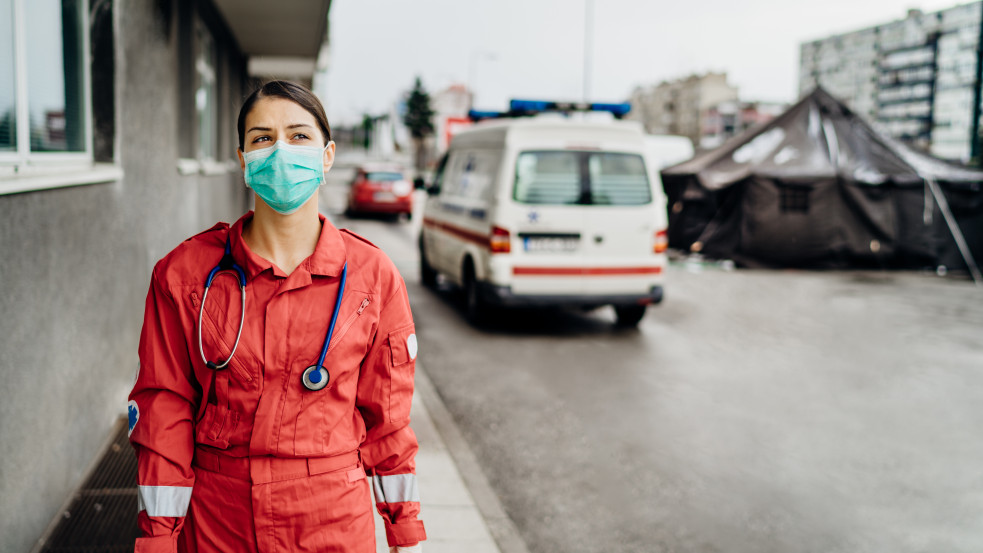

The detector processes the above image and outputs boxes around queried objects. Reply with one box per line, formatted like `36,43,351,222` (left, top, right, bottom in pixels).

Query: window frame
0,0,111,195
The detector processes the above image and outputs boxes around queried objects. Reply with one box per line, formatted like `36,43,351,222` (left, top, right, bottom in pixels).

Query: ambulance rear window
513,151,651,206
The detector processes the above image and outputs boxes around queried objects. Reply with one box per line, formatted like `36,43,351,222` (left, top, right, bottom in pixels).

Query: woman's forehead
245,97,317,128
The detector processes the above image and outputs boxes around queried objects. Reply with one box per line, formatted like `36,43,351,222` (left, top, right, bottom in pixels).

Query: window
588,153,651,205
514,151,652,206
195,20,218,162
514,151,581,205
779,185,810,213
1,0,89,164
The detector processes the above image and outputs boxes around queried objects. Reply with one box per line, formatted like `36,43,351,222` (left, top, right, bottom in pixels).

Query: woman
128,80,425,553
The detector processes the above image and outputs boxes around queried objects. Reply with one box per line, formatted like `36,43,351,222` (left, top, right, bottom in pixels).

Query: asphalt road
323,160,983,553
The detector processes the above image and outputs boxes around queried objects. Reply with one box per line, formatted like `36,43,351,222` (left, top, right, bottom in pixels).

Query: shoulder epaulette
340,228,379,249
186,222,230,241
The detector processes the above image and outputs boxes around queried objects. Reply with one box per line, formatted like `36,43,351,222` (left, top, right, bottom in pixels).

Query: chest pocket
188,286,250,451
191,286,254,384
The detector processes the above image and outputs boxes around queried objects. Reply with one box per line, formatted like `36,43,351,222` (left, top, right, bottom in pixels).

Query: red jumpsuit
128,212,426,552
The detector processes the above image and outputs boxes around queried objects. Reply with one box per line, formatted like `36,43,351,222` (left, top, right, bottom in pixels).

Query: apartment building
629,72,739,146
800,3,983,162
700,100,787,149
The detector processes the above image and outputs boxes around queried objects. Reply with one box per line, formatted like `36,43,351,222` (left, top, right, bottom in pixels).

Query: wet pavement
325,155,983,553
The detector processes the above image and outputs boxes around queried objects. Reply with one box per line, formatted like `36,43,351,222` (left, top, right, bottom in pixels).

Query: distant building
432,83,473,152
628,72,739,147
700,100,786,149
800,3,983,162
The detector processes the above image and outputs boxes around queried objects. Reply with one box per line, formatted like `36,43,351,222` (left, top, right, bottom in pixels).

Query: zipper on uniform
327,297,370,354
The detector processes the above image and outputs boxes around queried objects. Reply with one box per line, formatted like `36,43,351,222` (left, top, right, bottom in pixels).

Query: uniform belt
193,447,361,485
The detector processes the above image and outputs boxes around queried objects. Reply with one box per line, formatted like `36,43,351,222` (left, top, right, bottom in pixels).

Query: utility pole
468,51,497,110
583,0,594,103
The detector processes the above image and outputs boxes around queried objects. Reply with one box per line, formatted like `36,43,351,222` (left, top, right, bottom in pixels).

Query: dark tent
660,87,983,278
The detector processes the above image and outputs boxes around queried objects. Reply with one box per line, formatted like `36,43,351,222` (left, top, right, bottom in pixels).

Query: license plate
523,237,579,253
373,192,397,203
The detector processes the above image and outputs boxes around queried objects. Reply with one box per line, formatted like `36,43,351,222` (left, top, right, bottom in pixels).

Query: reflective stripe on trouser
178,461,374,553
137,485,193,517
372,473,420,504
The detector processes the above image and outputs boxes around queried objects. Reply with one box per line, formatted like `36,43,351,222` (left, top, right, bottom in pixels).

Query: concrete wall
0,1,251,551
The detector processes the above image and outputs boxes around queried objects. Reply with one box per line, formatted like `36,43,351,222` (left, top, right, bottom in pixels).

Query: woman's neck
243,195,322,275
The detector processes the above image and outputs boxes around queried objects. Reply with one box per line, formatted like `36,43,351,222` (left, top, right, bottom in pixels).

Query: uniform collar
229,211,347,281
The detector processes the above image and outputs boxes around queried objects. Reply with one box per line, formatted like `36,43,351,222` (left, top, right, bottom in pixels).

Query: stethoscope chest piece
302,365,329,391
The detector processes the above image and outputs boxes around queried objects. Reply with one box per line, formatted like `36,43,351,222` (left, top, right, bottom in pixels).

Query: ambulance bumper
478,283,664,308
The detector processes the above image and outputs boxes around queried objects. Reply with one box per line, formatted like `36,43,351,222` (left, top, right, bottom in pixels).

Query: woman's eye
293,133,310,141
253,136,270,143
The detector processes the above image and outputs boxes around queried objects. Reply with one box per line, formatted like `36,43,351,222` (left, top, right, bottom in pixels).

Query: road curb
414,366,531,553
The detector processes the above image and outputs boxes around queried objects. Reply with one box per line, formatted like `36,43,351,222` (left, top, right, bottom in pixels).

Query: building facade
0,1,330,552
432,83,473,153
800,3,983,162
700,100,787,149
628,72,739,146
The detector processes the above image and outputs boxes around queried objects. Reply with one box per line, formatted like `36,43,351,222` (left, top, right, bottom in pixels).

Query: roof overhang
212,0,331,79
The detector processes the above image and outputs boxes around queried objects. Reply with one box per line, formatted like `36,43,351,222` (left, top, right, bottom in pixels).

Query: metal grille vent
37,417,139,553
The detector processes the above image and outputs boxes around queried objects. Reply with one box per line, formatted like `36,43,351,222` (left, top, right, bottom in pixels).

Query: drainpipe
971,1,983,163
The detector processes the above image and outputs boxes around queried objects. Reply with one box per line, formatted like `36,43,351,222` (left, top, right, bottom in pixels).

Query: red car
345,164,415,220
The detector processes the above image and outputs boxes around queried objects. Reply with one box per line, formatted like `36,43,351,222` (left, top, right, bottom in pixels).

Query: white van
419,115,668,326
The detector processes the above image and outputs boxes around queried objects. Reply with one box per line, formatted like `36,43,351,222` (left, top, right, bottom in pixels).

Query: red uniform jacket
128,212,426,551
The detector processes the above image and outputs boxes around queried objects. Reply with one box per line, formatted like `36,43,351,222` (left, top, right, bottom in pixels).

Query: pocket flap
388,324,418,367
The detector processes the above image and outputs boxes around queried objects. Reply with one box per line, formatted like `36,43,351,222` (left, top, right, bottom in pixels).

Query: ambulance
418,101,668,327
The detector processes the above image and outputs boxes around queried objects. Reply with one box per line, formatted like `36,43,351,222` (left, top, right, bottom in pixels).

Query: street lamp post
468,50,497,109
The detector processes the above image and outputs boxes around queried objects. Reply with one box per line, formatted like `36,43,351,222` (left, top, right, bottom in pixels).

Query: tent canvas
660,87,983,275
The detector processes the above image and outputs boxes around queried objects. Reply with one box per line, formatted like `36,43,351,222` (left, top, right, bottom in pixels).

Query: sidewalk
33,364,522,553
375,367,526,553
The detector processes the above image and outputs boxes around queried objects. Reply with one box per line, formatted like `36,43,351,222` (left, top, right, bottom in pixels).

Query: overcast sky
324,0,971,125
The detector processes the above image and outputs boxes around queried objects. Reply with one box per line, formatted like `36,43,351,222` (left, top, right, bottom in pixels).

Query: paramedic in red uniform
128,80,426,553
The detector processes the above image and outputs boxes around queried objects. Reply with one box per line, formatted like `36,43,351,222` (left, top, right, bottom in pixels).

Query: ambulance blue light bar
468,110,503,121
509,99,632,118
469,99,633,121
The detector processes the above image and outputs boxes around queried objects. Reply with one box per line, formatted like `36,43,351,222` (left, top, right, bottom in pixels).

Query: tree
403,77,435,172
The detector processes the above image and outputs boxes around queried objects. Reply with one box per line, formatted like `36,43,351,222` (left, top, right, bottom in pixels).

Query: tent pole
926,178,982,286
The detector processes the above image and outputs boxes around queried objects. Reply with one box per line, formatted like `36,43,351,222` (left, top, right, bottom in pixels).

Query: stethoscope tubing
198,236,347,392
198,240,247,370
316,263,347,368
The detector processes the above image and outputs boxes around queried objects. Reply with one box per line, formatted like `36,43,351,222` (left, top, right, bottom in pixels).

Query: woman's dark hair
237,80,332,150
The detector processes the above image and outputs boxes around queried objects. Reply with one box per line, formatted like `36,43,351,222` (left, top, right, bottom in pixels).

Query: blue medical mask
243,140,330,215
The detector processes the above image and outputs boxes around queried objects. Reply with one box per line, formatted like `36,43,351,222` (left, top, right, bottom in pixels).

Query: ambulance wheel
419,239,437,287
614,305,646,327
463,261,487,325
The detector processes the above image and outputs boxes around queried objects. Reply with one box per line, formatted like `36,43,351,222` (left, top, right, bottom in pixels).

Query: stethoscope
197,237,346,392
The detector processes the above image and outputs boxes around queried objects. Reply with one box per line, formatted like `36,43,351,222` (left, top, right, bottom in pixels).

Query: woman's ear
237,149,245,172
323,141,336,173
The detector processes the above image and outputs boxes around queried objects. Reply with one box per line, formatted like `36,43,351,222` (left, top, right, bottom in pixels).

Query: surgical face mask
243,140,330,215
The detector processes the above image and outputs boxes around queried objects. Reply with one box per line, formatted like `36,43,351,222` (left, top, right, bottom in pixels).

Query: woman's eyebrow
246,123,314,133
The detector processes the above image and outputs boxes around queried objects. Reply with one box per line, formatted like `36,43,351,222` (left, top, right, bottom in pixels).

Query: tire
462,261,487,325
419,238,437,288
614,305,647,327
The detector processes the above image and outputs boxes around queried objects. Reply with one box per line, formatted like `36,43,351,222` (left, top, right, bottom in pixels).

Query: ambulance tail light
654,229,668,254
490,226,511,253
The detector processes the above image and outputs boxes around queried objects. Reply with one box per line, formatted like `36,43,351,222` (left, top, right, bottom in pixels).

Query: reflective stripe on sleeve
372,473,420,504
137,485,193,517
